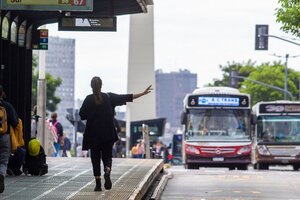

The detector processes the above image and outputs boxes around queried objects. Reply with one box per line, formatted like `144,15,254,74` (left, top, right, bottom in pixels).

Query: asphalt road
161,165,300,200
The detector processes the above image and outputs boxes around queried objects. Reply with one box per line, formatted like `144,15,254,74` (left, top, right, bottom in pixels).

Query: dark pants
90,142,113,176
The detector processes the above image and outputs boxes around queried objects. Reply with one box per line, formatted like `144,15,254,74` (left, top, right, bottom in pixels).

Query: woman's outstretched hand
133,85,153,100
143,85,153,95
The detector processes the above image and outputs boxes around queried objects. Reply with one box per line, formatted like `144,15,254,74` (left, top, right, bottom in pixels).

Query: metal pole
284,54,289,100
142,124,150,159
37,32,47,148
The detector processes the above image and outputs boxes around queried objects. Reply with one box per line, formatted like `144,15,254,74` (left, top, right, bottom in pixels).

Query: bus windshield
257,116,300,143
186,109,250,141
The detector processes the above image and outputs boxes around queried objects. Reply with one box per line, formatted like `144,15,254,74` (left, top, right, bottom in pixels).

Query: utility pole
270,53,300,100
284,54,289,100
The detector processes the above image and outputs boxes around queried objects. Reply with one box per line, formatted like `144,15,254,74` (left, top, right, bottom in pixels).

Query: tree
208,61,300,105
276,0,300,37
32,54,62,112
240,62,300,104
208,60,256,88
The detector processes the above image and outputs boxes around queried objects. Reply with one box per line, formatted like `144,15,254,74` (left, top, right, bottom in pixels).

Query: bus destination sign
259,104,300,113
1,0,93,11
188,95,249,108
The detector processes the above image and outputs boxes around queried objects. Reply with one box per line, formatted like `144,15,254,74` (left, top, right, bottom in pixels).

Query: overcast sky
46,0,300,101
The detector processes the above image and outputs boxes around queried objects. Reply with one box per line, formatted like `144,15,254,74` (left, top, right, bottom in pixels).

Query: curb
150,171,173,200
128,160,164,200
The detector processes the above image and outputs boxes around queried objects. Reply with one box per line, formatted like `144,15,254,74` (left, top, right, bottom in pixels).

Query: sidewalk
0,157,164,200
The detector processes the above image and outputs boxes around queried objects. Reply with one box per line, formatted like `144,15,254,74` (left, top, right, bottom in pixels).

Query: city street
161,165,300,200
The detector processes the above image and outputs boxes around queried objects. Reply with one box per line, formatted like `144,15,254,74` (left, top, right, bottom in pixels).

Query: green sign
1,0,93,11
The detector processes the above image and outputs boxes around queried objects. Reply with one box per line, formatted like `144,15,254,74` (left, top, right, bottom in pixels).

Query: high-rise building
45,36,75,139
155,69,197,130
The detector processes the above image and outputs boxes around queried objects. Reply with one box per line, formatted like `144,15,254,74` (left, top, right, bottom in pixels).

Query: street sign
0,0,93,12
32,29,48,50
255,24,269,50
58,17,117,31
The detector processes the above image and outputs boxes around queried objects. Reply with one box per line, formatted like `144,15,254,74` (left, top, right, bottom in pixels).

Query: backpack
0,101,8,134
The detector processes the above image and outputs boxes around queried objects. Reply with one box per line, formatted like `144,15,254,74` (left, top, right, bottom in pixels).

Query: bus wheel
293,165,300,171
229,166,235,170
237,165,248,170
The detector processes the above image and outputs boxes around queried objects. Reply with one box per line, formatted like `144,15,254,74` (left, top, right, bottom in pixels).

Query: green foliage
32,54,62,112
209,60,256,87
209,61,300,105
276,0,300,37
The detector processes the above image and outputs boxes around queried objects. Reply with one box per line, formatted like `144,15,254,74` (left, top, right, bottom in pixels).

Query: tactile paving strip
1,157,163,200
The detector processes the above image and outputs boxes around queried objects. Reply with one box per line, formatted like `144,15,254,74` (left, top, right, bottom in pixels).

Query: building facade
155,69,197,130
45,36,75,139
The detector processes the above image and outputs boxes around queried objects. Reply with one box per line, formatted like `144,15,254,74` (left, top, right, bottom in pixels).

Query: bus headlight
186,145,200,155
237,145,251,155
257,145,270,155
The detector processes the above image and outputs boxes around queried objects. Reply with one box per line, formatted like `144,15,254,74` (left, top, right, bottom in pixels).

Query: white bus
252,101,300,170
181,87,252,170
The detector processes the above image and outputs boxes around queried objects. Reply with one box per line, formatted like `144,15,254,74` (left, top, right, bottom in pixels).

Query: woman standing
79,76,152,191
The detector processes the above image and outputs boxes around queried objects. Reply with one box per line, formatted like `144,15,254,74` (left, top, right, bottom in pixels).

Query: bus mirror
180,112,187,125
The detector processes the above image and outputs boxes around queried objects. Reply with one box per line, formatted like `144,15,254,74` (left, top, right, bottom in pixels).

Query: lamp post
284,54,289,100
270,53,300,100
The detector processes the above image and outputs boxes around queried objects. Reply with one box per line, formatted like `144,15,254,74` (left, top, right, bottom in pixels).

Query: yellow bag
10,118,25,152
0,104,8,134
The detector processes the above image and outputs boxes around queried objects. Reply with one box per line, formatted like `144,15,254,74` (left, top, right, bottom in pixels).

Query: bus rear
181,87,252,170
252,101,300,170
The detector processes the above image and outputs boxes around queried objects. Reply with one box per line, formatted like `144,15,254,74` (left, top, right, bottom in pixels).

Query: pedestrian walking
0,85,18,193
79,76,152,191
49,112,64,157
62,135,72,157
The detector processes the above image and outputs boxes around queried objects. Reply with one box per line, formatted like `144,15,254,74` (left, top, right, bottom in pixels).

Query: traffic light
65,108,85,133
229,70,238,88
255,24,268,50
66,108,74,123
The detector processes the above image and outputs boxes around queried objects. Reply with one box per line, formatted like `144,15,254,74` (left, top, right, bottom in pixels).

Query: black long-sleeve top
79,92,132,150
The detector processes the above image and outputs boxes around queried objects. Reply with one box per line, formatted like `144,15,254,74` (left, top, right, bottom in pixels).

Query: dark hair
91,76,103,104
51,112,57,120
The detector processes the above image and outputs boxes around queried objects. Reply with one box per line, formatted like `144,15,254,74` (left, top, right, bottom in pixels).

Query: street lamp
255,24,300,100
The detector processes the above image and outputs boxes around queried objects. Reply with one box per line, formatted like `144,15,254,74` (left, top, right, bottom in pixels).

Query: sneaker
0,174,4,193
104,168,112,190
6,168,13,176
14,169,23,176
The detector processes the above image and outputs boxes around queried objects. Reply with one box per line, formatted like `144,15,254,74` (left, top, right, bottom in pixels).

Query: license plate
213,157,224,161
